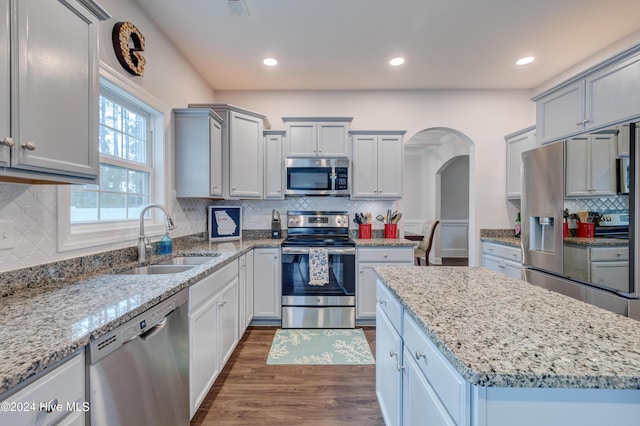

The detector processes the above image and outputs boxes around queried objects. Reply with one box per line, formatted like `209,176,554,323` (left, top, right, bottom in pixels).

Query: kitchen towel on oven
308,248,329,286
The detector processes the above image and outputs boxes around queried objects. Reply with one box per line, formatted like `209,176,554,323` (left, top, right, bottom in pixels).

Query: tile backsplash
0,182,396,273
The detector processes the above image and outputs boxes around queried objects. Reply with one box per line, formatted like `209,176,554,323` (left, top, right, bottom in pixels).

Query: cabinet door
591,261,629,293
253,248,281,319
210,117,223,196
317,122,349,157
0,0,8,167
229,112,263,198
218,279,239,367
565,136,591,197
264,132,284,199
589,134,617,196
403,347,455,426
482,254,504,274
189,297,219,418
586,52,640,130
376,305,403,426
506,127,536,199
13,0,100,178
537,80,585,144
357,265,379,319
238,254,247,333
351,134,378,198
285,122,316,157
377,135,403,199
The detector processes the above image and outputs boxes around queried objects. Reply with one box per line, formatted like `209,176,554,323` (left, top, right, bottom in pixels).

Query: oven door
281,247,356,304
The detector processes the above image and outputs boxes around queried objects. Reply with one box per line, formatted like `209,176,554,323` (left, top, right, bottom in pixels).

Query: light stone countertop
354,237,415,247
480,236,522,248
563,237,629,247
0,236,407,396
375,265,640,389
0,238,280,395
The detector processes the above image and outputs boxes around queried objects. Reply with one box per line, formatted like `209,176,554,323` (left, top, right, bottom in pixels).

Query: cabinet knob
21,141,36,151
378,298,387,306
359,269,363,274
389,349,397,358
41,398,58,413
617,252,623,257
1,137,14,147
232,187,237,190
383,254,388,258
576,120,582,126
396,363,405,372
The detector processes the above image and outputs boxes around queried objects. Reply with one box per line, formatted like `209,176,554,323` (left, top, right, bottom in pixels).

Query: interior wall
440,156,470,220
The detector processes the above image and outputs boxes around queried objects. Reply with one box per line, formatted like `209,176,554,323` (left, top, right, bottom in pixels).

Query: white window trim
57,62,170,253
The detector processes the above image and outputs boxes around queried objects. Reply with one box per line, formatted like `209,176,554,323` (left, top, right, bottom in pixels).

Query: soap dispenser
159,231,173,255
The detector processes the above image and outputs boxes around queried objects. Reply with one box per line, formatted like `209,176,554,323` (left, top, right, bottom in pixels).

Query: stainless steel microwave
285,157,349,196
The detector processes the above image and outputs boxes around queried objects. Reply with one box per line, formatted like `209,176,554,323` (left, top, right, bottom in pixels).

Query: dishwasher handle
139,313,171,341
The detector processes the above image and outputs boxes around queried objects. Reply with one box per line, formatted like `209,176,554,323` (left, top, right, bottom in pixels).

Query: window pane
100,164,127,192
124,135,147,163
70,190,98,222
127,169,149,194
124,109,146,139
99,193,127,220
127,194,149,219
100,97,121,130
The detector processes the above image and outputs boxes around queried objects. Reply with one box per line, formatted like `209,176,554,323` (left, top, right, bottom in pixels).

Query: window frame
57,62,170,252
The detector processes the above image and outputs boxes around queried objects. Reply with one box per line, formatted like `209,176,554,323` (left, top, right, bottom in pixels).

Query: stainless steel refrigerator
521,123,637,318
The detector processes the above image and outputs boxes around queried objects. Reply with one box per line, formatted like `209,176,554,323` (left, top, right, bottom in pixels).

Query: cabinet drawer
482,242,522,262
376,279,402,332
190,260,238,310
403,313,467,425
358,247,413,263
1,352,84,426
590,246,629,261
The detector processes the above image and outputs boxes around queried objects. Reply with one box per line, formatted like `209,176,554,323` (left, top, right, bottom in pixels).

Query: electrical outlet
0,220,15,250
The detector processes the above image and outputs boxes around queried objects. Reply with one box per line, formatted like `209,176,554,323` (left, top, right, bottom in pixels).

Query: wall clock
112,22,146,76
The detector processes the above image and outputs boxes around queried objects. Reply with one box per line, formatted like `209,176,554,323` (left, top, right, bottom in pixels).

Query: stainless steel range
281,211,356,328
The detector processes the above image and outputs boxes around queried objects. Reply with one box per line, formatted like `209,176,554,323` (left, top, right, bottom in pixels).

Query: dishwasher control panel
88,289,187,364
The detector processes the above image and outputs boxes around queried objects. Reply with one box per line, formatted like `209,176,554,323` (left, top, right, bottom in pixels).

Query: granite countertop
375,265,640,390
0,238,281,395
563,237,629,247
480,236,521,248
354,237,415,247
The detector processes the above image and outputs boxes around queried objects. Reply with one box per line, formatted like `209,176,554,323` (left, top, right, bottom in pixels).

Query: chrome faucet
138,203,176,262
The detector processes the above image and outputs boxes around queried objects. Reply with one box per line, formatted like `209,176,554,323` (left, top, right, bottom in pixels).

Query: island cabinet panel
473,386,640,426
376,303,403,426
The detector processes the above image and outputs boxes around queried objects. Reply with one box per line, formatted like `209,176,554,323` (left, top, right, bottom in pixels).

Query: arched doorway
399,127,474,265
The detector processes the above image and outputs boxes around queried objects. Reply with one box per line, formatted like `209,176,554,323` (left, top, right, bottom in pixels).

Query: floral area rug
266,329,375,365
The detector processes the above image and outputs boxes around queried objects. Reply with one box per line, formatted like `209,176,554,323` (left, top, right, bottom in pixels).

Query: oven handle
282,247,356,255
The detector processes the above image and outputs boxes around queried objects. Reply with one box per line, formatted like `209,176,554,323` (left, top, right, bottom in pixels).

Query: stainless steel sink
157,255,220,265
117,264,197,275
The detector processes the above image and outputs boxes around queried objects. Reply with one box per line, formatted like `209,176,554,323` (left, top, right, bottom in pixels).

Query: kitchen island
375,265,640,426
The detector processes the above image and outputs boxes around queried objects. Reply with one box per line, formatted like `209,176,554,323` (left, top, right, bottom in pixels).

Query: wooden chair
414,220,440,266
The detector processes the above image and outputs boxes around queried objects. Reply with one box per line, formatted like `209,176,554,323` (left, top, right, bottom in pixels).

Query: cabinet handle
378,298,387,306
359,269,363,274
41,398,58,413
583,119,590,125
415,350,427,361
576,120,582,126
21,141,36,151
512,253,517,258
617,252,623,257
383,254,388,258
396,363,405,372
389,349,397,358
1,137,14,147
232,187,237,190
488,248,494,252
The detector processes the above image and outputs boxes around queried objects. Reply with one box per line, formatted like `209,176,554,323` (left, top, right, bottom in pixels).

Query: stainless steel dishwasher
88,289,189,426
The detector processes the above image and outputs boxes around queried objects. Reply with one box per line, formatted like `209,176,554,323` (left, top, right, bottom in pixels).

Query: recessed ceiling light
390,57,405,66
263,58,278,67
516,56,535,66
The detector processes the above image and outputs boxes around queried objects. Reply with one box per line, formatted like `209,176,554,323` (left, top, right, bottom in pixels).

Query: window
57,64,168,252
70,91,153,223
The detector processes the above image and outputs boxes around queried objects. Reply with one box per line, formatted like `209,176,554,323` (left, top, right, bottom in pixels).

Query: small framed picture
208,206,242,241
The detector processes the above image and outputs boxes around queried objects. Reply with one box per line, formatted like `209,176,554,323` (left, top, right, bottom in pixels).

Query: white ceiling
133,0,640,91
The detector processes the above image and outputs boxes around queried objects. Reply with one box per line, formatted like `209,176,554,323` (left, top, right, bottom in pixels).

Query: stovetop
282,235,355,247
282,210,354,247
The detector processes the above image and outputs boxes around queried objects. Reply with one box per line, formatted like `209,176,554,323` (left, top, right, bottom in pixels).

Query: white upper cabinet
1,0,109,183
264,130,285,199
565,133,617,197
351,131,405,199
283,117,352,157
534,47,640,144
174,108,224,198
505,126,537,199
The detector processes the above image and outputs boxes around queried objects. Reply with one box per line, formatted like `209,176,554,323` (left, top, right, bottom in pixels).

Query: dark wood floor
191,327,383,426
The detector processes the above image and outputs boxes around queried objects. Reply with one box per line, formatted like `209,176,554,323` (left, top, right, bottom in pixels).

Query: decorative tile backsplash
0,182,396,273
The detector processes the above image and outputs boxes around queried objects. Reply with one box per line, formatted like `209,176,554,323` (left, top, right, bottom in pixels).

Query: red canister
577,222,595,238
358,223,372,239
384,224,398,239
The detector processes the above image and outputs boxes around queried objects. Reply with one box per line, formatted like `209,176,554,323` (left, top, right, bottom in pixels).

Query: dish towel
308,248,329,286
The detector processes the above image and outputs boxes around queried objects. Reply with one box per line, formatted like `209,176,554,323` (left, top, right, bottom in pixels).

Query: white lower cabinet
0,351,85,426
253,248,281,320
376,303,403,426
357,247,413,321
481,241,522,280
188,259,239,419
239,250,255,333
